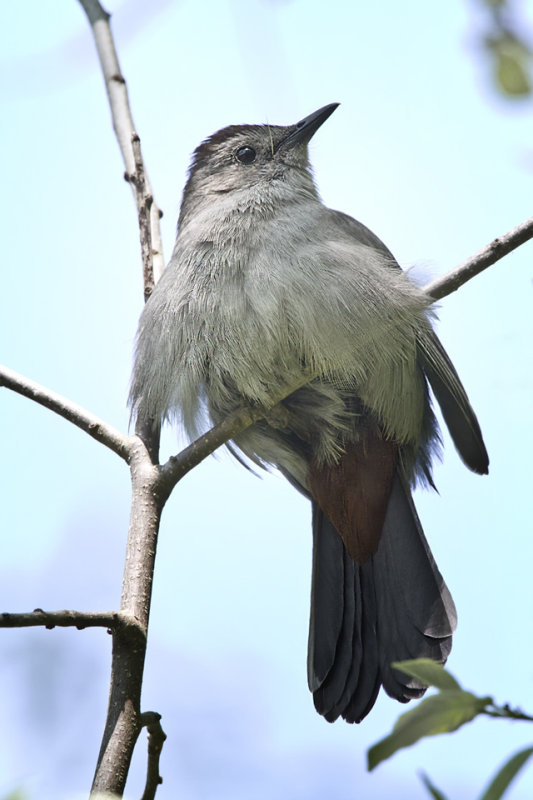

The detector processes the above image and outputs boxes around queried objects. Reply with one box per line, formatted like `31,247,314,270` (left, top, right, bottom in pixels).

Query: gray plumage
130,104,488,722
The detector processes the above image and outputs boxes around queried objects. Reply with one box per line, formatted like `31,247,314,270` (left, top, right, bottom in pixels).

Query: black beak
274,103,340,153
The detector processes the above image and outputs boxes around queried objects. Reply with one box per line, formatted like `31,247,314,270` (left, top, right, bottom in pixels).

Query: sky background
1,1,532,798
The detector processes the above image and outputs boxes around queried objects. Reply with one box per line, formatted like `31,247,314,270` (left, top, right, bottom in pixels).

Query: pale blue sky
1,1,532,798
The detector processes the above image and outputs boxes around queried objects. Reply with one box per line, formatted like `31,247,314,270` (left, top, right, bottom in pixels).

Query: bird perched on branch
130,104,488,723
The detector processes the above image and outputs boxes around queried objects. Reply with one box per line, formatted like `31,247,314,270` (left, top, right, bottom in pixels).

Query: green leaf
392,659,462,691
487,33,532,97
420,771,449,800
495,50,531,96
368,690,491,770
479,746,533,800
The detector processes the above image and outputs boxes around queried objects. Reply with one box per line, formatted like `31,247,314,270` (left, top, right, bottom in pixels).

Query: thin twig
140,712,167,800
483,704,533,723
129,134,156,301
0,609,130,631
77,0,164,290
0,364,133,461
159,406,266,493
159,372,316,493
423,215,533,300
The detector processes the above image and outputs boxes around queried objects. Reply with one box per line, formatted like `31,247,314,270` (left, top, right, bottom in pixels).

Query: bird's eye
235,146,256,165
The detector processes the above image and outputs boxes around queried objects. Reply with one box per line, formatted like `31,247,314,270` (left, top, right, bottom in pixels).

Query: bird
129,103,489,723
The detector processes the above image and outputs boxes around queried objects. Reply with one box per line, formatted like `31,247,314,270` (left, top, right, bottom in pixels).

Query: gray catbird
130,104,489,723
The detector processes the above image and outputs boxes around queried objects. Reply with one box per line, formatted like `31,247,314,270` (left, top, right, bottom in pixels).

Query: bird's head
178,103,339,228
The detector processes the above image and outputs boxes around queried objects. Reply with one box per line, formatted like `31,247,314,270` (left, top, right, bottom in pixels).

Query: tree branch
159,406,266,493
159,373,316,494
483,703,533,723
77,0,164,292
91,437,162,796
423,215,533,300
0,609,134,631
129,134,156,301
140,712,167,800
0,364,133,461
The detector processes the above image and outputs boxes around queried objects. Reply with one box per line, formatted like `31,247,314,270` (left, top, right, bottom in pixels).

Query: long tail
307,471,456,723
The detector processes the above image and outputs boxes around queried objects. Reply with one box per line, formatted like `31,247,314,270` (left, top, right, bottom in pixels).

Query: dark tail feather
307,472,456,723
307,503,346,693
373,472,456,702
420,332,489,475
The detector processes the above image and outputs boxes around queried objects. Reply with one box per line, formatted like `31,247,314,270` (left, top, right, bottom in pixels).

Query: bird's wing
325,207,489,475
